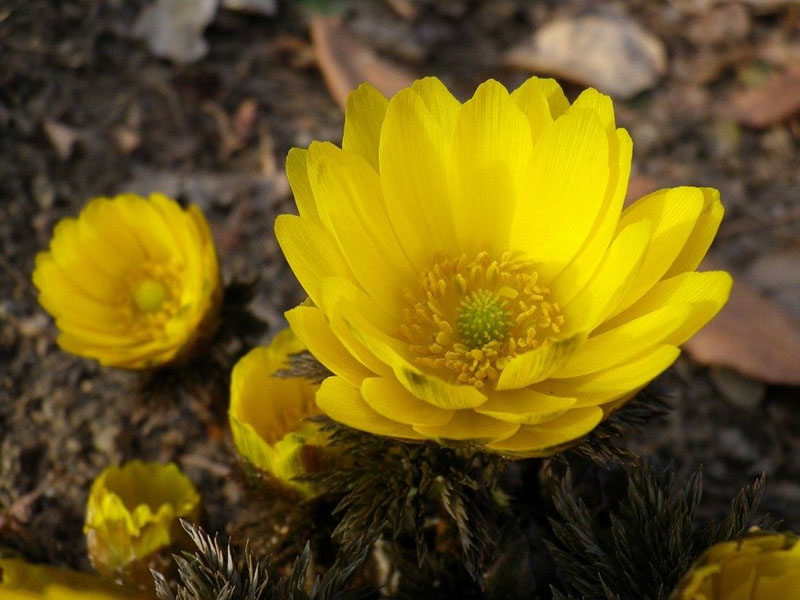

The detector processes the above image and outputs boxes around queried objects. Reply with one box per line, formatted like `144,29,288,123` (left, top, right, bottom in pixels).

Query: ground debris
503,13,667,99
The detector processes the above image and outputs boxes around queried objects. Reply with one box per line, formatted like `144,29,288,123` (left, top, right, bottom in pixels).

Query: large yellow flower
0,557,150,599
671,532,800,599
33,193,221,369
84,460,201,579
229,328,326,495
276,76,731,456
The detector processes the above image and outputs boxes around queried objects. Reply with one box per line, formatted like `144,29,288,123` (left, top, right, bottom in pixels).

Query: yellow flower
229,328,326,495
671,532,800,599
33,193,221,369
275,76,732,456
0,557,150,599
84,460,201,579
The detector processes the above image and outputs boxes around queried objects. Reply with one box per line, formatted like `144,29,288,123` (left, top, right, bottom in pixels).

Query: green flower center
134,279,167,313
457,289,511,349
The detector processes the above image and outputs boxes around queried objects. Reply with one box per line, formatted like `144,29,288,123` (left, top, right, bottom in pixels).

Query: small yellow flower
671,531,800,599
276,76,732,456
33,193,221,369
84,460,201,579
0,557,150,599
229,328,326,495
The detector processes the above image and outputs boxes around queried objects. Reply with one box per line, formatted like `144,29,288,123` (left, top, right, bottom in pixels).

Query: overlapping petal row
33,193,221,369
276,76,732,456
670,532,800,600
229,328,326,495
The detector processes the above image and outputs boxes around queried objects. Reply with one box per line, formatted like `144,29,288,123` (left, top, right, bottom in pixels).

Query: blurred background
1,0,799,568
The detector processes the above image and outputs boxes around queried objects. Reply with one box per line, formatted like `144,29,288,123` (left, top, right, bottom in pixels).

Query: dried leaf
729,69,800,128
683,260,800,384
309,15,415,109
504,14,667,99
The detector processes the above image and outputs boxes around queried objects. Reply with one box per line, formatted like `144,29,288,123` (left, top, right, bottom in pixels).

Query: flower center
399,250,564,389
134,279,167,313
457,290,511,349
117,262,184,341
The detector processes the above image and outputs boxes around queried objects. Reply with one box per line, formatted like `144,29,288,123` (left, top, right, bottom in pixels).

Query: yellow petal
509,78,554,146
361,377,455,427
609,187,706,317
379,87,459,269
537,345,681,407
475,388,577,425
48,219,119,300
566,87,615,132
308,142,415,313
513,76,569,119
286,147,319,223
486,407,603,456
551,128,633,304
509,108,610,281
451,79,533,253
342,83,388,171
411,76,460,139
316,376,424,439
317,277,396,378
336,300,488,410
555,305,691,378
496,333,586,391
664,188,724,277
274,214,352,307
565,220,651,333
286,305,375,385
603,270,733,345
413,410,520,443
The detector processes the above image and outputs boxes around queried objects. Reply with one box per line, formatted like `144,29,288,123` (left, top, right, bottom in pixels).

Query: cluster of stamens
116,262,184,342
398,250,564,388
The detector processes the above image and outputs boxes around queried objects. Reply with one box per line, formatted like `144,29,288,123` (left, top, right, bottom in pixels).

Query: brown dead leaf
683,260,800,384
232,98,259,141
503,14,667,99
309,15,415,109
729,69,800,128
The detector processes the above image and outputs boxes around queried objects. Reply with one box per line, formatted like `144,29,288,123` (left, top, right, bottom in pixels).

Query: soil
1,0,799,579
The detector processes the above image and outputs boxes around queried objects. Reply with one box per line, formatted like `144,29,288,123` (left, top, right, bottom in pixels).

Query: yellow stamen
398,250,565,388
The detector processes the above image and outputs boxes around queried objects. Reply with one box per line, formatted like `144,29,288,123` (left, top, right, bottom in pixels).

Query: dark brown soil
1,0,799,575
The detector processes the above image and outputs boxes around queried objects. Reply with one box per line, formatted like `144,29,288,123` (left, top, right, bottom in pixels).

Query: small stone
32,173,55,209
133,0,218,65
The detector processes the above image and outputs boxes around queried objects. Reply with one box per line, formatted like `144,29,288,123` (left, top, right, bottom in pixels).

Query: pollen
398,250,565,389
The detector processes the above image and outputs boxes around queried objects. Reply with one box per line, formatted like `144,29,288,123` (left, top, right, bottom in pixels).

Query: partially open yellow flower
33,193,221,369
84,460,201,579
230,328,326,495
0,557,150,599
671,532,800,599
276,76,732,456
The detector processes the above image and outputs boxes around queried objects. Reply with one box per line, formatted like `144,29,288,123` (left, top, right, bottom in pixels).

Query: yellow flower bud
671,531,800,599
229,328,326,496
0,557,151,599
33,193,222,370
84,461,201,582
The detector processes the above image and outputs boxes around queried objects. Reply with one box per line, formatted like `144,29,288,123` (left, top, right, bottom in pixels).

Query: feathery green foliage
547,464,766,600
153,521,369,600
310,418,507,584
